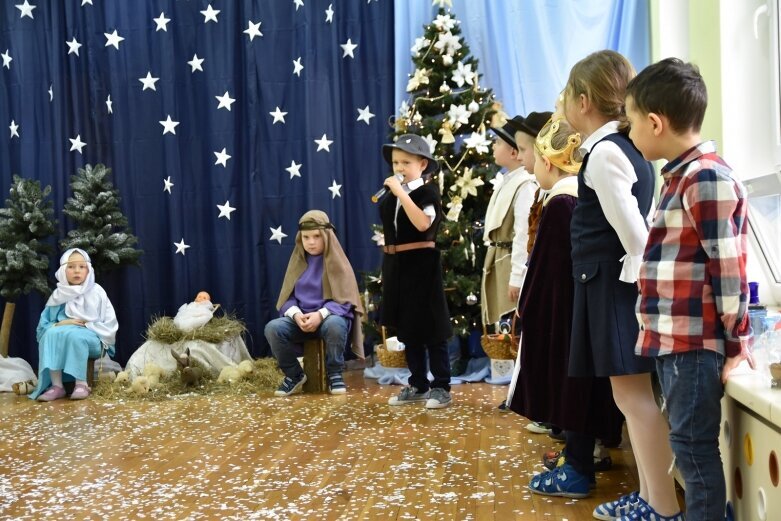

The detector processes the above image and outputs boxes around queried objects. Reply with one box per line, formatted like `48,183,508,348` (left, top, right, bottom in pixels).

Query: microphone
371,174,403,203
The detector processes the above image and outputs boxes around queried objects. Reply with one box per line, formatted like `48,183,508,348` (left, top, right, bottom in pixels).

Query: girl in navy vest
537,51,681,520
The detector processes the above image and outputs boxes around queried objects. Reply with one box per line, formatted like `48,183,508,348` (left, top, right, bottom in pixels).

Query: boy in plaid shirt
626,58,754,520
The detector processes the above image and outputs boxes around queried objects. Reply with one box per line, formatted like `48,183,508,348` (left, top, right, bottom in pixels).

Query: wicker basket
481,318,518,360
375,345,408,368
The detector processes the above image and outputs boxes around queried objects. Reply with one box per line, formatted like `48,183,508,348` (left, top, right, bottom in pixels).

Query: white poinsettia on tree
447,104,470,128
463,131,492,154
433,13,458,31
451,167,485,199
406,68,430,92
410,36,430,57
451,61,476,88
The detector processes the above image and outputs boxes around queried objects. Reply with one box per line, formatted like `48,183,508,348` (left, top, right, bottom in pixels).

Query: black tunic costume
379,182,452,345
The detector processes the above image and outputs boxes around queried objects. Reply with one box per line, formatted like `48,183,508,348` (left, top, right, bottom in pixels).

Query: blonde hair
565,50,635,131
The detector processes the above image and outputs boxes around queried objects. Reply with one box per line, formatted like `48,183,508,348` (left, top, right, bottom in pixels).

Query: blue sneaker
617,497,684,521
528,462,591,499
274,374,307,396
328,373,346,395
593,491,640,520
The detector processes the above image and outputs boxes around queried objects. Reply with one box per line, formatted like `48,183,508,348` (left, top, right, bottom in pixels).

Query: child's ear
541,156,553,172
420,158,428,171
648,112,664,136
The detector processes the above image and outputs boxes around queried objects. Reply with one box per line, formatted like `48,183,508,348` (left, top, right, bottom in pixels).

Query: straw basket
481,317,518,360
375,326,408,368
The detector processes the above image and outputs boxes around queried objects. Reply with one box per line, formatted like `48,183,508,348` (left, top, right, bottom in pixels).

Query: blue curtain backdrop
0,0,394,364
394,0,650,118
0,1,649,368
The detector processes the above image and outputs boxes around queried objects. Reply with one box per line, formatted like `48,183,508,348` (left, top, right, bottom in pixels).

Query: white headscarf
46,248,118,346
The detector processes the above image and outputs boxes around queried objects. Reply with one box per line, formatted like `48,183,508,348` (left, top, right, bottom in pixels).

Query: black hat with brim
490,115,526,149
382,134,439,175
515,111,553,138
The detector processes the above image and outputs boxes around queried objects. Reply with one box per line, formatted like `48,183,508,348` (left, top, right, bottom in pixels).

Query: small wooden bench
87,358,96,388
302,339,327,393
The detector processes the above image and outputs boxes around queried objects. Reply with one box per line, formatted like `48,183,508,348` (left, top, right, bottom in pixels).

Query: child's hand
300,312,323,332
293,313,308,331
722,338,755,384
508,285,520,302
384,175,403,196
55,318,86,327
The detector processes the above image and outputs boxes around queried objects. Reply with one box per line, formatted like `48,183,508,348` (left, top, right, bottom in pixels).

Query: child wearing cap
379,134,453,409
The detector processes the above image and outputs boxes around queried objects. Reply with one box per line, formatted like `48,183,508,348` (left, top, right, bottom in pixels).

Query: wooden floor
0,371,640,520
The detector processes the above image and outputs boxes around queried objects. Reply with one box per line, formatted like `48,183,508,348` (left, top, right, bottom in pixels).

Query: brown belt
383,241,435,254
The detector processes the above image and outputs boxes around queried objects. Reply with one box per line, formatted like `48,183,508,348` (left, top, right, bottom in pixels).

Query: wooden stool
87,358,96,388
302,339,327,393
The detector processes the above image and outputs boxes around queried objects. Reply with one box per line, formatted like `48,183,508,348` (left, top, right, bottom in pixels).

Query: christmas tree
60,163,143,274
0,175,57,356
367,6,505,337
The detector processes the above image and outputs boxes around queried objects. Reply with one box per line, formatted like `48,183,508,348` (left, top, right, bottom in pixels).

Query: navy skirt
569,259,655,378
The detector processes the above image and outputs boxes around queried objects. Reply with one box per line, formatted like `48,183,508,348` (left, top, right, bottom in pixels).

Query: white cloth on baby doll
0,357,37,392
46,248,118,346
125,337,252,378
173,301,216,331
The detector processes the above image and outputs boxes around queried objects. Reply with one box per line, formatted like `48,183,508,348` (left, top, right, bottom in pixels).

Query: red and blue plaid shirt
636,141,749,358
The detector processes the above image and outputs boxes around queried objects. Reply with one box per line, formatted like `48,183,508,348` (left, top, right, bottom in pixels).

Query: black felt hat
382,134,439,175
515,111,553,138
490,116,525,150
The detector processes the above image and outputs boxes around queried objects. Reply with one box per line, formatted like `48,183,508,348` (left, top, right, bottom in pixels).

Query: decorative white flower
463,131,492,155
422,133,438,154
432,14,457,32
489,172,505,189
442,55,453,66
451,61,476,88
371,229,385,247
434,31,461,56
399,100,410,117
447,104,470,127
406,68,430,92
410,36,430,57
451,167,485,199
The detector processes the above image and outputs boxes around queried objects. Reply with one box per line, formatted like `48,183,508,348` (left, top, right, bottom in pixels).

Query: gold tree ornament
438,120,455,143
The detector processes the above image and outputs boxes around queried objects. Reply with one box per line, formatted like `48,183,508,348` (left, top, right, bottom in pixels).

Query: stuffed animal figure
171,348,204,386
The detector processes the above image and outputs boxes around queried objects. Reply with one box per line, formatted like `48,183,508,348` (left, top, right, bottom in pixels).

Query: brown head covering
275,210,365,358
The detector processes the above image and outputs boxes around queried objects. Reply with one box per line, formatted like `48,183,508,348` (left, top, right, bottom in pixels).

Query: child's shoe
69,383,91,400
388,385,428,405
274,374,307,396
425,388,452,409
37,385,66,402
528,462,591,498
616,496,684,520
328,373,346,395
497,400,510,412
525,421,553,434
592,491,640,520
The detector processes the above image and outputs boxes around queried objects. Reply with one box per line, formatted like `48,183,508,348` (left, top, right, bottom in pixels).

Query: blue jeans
264,315,349,379
656,349,725,521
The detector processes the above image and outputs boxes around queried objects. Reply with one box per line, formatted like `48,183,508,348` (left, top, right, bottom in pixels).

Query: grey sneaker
388,385,428,405
425,387,452,409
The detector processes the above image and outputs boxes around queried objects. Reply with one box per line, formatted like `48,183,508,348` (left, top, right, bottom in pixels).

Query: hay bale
145,313,247,345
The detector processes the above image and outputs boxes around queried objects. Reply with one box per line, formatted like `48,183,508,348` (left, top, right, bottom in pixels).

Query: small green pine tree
0,175,57,356
60,163,142,273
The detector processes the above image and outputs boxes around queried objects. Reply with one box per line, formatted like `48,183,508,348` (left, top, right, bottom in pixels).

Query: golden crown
534,118,582,174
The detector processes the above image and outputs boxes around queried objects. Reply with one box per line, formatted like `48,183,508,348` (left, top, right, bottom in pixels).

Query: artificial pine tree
368,6,506,337
60,164,142,274
0,175,57,356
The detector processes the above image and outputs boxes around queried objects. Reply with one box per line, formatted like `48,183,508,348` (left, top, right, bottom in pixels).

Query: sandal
70,383,91,400
37,385,66,402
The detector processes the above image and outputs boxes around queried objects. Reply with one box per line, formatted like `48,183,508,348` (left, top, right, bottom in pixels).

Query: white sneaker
525,421,553,434
425,388,452,409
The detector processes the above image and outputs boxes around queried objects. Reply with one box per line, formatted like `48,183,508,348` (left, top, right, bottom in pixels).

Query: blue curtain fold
0,0,393,364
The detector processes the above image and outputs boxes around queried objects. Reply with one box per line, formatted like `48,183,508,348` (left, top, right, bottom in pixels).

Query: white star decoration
269,226,287,244
328,180,342,199
244,20,262,41
340,38,358,58
325,4,334,23
356,105,374,125
154,12,171,32
314,134,333,152
159,115,179,135
2,50,12,69
15,1,36,19
294,0,304,11
48,85,53,101
174,239,190,255
139,72,160,91
106,94,113,114
81,0,92,5
217,201,236,220
69,135,86,154
66,37,82,56
214,148,232,167
292,57,304,76
215,91,236,111
163,176,174,193
286,160,302,179
9,120,20,139
104,30,124,50
269,107,287,124
188,54,204,73
201,4,220,23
